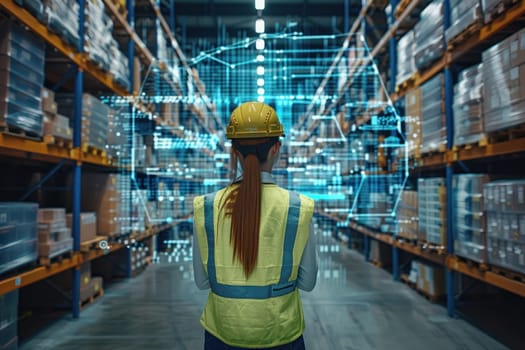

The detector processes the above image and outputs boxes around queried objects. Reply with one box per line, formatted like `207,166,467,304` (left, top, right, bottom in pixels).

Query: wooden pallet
452,136,488,151
38,250,74,267
80,236,106,253
81,143,108,158
456,255,490,271
43,134,73,149
484,0,520,23
80,289,104,310
0,126,41,141
395,75,417,94
447,19,484,50
419,241,446,255
487,124,525,144
490,266,525,283
396,236,419,246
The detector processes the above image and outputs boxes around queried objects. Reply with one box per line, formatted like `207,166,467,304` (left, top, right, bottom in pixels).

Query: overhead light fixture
257,95,265,102
256,65,265,75
256,54,265,62
256,39,265,50
257,88,265,95
255,0,265,10
257,78,265,86
255,18,265,33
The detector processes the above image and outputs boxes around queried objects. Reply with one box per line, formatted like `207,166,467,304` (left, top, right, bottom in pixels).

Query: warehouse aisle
20,231,508,350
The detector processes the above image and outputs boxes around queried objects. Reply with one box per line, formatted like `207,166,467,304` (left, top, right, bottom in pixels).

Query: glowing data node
256,39,265,50
255,19,265,34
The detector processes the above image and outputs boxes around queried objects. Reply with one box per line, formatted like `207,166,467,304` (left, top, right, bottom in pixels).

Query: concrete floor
20,230,509,350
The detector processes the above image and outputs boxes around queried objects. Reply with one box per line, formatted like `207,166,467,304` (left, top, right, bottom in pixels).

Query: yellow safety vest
193,184,314,348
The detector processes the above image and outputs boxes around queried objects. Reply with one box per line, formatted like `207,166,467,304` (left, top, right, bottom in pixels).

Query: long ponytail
220,138,278,278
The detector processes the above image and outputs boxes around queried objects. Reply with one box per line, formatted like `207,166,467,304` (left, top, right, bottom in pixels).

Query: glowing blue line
350,174,367,215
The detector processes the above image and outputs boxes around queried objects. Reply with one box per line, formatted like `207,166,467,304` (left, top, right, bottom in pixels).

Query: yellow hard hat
226,102,284,139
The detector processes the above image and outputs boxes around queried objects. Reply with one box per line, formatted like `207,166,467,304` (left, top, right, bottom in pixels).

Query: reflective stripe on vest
203,191,301,299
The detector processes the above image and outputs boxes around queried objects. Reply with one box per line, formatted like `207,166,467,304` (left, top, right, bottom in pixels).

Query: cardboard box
416,262,446,298
38,237,73,257
41,87,57,114
66,213,97,243
38,208,65,222
38,227,70,243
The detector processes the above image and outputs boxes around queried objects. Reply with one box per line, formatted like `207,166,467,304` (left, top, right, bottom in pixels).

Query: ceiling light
255,18,265,33
258,88,265,95
257,78,265,86
256,54,264,62
256,39,265,50
256,66,265,75
257,95,265,102
255,0,265,10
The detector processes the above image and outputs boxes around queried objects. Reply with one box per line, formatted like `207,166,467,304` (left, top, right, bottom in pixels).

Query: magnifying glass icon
99,240,110,250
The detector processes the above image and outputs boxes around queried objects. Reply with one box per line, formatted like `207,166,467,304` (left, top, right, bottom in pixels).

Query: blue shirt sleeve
297,221,318,292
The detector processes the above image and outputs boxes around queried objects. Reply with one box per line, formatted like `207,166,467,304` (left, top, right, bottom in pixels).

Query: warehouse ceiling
135,0,389,53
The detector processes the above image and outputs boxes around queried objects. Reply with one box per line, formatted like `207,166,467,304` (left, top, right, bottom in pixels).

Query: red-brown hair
220,138,278,278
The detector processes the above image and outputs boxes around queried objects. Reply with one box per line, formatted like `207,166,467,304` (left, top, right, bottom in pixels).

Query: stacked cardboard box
56,93,109,150
404,88,422,157
446,0,483,43
482,27,525,132
0,203,38,275
37,208,73,260
0,19,44,137
82,174,130,237
453,174,490,262
43,0,81,49
66,212,97,243
84,1,119,75
397,30,416,85
396,190,419,241
418,178,447,246
414,0,444,71
41,88,72,141
454,64,485,146
484,180,525,273
421,73,446,153
412,260,446,298
0,290,18,350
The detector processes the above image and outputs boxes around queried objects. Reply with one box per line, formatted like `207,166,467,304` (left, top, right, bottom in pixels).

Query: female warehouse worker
193,101,318,349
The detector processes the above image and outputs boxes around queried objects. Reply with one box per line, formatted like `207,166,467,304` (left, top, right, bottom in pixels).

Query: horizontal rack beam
318,211,525,297
0,224,172,296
